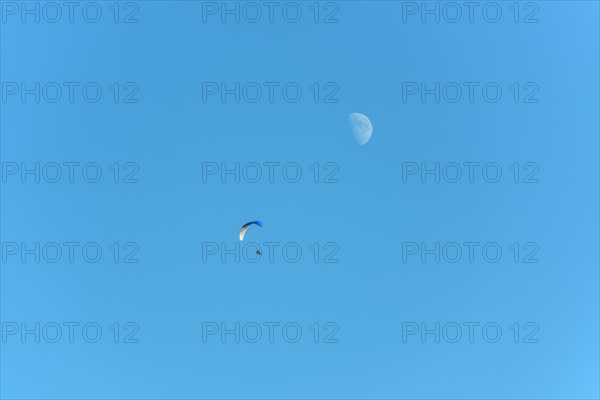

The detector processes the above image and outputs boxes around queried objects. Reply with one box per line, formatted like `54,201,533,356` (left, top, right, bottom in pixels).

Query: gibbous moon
349,113,373,145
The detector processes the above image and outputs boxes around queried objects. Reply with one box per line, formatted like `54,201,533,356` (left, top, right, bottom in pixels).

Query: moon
349,113,373,145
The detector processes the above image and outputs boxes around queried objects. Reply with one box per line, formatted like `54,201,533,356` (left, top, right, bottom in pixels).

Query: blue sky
1,1,599,399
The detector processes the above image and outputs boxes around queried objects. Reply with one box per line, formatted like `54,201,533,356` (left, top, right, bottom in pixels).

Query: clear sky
1,1,599,398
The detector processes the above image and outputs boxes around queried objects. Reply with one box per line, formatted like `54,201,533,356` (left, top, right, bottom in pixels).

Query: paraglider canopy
239,220,263,241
